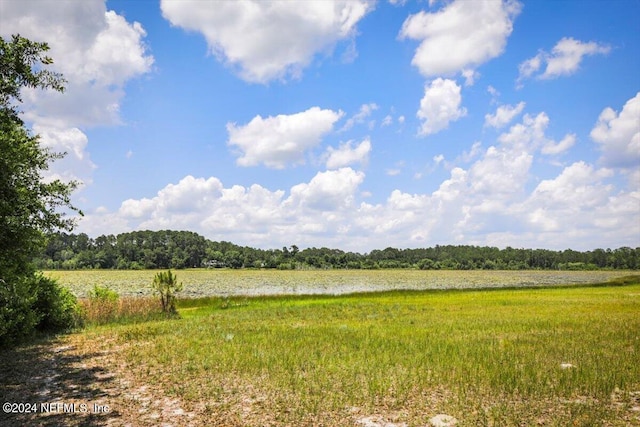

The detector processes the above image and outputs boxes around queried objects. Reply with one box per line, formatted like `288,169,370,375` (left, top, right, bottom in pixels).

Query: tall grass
79,291,164,325
75,280,640,426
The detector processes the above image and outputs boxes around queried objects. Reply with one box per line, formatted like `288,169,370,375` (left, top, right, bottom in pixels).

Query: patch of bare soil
0,334,199,427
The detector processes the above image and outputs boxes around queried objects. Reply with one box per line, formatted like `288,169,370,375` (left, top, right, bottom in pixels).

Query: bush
0,275,39,346
32,274,82,332
278,262,294,270
417,258,439,270
89,285,119,302
0,274,80,346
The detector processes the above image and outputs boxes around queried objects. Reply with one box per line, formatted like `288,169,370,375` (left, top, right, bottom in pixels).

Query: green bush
0,275,39,346
0,274,80,346
89,285,119,302
417,258,439,270
32,274,82,332
277,262,294,270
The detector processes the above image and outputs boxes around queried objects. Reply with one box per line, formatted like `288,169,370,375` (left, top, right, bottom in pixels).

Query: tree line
36,230,639,271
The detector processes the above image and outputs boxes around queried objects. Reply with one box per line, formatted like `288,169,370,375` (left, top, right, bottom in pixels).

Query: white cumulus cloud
417,78,466,136
484,102,525,128
76,145,638,252
497,112,576,157
227,107,344,169
590,92,640,169
0,0,153,185
79,169,366,248
519,162,615,233
160,0,372,83
288,168,365,211
33,125,96,186
399,0,521,77
325,138,372,169
72,102,637,252
2,2,153,127
541,133,576,155
529,162,613,208
517,37,610,85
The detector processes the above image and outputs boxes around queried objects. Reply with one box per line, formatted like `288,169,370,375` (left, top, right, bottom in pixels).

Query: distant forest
35,230,639,271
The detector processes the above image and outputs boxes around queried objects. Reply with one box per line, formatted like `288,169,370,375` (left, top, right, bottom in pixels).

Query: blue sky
2,0,639,252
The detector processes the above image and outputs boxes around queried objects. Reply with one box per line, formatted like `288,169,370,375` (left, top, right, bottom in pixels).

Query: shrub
152,270,183,315
0,274,80,345
0,275,39,346
89,285,119,302
417,258,439,270
278,262,294,270
32,274,82,332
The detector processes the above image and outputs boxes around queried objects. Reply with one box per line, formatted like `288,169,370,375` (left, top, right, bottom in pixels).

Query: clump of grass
79,285,164,325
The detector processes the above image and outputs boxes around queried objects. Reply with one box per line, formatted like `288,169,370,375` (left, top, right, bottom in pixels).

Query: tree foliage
152,270,183,315
36,230,639,272
0,35,81,346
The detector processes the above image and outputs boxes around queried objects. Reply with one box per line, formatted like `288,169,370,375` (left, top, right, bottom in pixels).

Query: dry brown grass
79,296,163,325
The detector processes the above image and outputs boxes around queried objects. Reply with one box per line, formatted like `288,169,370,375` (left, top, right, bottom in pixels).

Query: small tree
1,34,81,345
151,270,183,315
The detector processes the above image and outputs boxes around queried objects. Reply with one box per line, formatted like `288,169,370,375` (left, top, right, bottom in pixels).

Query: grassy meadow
53,273,640,426
2,271,638,425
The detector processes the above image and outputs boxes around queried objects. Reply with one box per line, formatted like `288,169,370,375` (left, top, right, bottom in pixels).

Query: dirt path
0,334,199,427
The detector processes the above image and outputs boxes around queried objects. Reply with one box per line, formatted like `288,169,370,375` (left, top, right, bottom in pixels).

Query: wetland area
2,270,638,426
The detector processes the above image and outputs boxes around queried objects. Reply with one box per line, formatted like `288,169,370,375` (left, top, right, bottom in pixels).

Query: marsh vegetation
46,268,627,298
2,273,639,426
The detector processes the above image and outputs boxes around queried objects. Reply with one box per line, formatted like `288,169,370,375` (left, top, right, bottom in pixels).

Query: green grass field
62,275,640,426
2,272,638,426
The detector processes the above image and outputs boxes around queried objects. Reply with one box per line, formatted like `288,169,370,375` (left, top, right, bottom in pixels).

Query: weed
80,289,163,326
